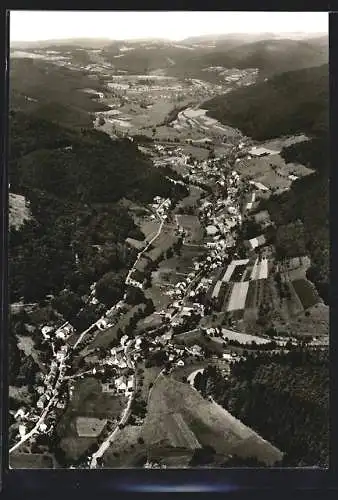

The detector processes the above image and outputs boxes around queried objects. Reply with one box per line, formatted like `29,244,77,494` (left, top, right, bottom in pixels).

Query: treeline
203,64,328,141
194,349,329,467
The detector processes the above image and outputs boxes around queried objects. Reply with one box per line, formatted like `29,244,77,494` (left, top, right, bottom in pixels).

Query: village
9,116,328,469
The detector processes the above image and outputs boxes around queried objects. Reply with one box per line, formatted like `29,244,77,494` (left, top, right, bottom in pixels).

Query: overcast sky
10,11,328,42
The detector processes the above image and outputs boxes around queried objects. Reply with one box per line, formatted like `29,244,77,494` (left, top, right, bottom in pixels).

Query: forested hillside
198,38,327,78
262,134,329,303
204,64,328,140
9,111,187,303
10,58,109,128
194,349,329,467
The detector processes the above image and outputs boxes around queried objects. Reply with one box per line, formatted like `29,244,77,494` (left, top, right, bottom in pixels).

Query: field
140,375,283,465
180,144,210,161
9,193,31,230
176,214,203,244
227,282,250,311
222,259,249,282
221,328,270,345
237,154,294,193
258,134,309,152
145,225,178,262
125,237,145,250
292,279,321,310
231,264,247,282
140,219,161,242
288,303,329,338
250,258,269,280
57,377,125,461
176,185,205,211
75,416,107,438
102,425,145,467
10,451,54,469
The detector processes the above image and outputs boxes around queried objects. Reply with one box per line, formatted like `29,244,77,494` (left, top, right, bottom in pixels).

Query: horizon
10,11,328,43
11,32,328,45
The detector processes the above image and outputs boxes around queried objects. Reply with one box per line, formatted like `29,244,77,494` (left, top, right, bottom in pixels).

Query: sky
10,11,328,42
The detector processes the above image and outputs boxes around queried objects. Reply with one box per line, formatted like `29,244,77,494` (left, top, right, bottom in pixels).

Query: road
75,199,168,350
125,199,167,285
9,357,67,454
89,342,136,469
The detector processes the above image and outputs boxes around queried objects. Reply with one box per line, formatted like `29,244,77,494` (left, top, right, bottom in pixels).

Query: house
41,325,53,339
39,423,47,433
176,359,185,366
120,335,129,346
115,376,128,393
14,408,27,420
191,344,202,356
96,318,109,330
19,424,26,439
247,234,267,250
248,146,278,156
206,225,218,236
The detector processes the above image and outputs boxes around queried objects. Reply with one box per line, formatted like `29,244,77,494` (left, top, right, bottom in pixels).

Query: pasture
292,279,321,310
141,375,283,465
57,377,125,461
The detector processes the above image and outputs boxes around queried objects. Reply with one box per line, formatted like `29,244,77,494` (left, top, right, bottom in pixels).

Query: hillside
194,350,329,467
100,36,327,81
9,111,187,303
203,38,327,77
203,64,328,140
10,58,109,128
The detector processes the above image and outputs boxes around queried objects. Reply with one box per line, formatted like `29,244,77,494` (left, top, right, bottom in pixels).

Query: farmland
236,153,308,193
56,377,125,461
176,214,203,244
221,328,270,345
102,425,144,467
227,282,250,311
141,374,283,465
292,279,320,309
10,451,54,469
9,193,31,230
140,219,161,242
145,224,178,261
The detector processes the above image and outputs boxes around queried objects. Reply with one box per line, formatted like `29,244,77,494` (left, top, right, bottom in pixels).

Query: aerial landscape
8,11,329,469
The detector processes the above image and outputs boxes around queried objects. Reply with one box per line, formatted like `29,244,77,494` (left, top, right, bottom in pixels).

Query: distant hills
16,34,327,82
11,38,113,49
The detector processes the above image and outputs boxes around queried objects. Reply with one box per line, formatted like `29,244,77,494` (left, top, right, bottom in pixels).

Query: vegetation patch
292,279,320,310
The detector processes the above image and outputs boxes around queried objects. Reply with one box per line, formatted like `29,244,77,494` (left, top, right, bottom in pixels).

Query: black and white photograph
8,10,329,470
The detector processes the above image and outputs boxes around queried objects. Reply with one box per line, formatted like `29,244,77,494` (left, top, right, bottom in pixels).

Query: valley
8,27,329,471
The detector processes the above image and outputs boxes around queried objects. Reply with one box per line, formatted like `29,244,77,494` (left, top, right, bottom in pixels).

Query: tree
125,286,145,306
95,271,125,308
